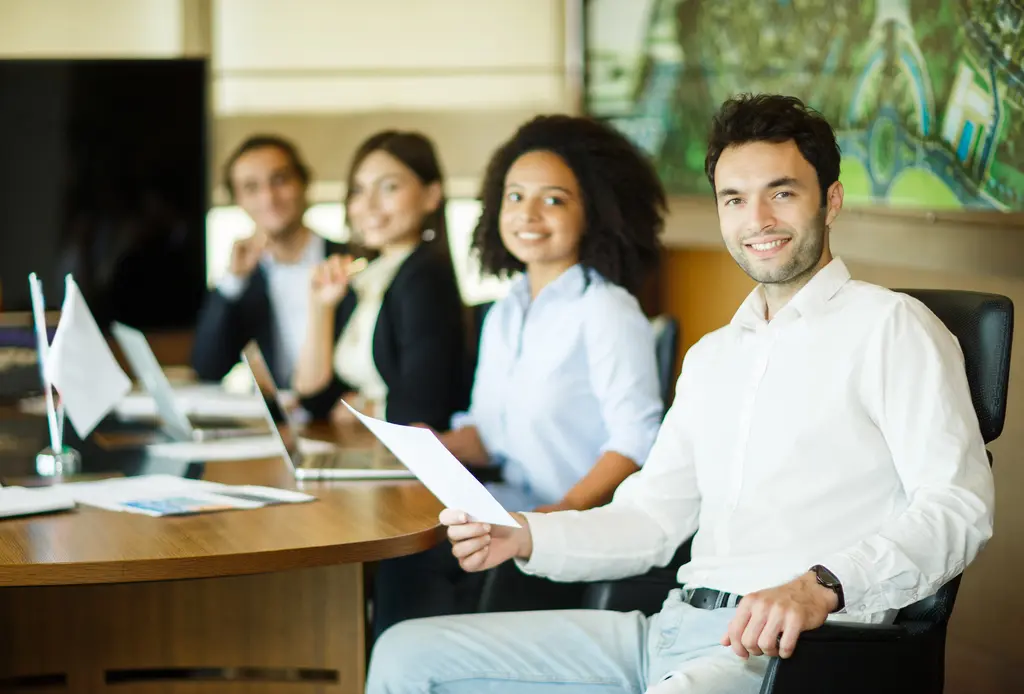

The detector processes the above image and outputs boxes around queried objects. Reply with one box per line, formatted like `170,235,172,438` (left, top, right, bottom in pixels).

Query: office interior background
0,1,1022,692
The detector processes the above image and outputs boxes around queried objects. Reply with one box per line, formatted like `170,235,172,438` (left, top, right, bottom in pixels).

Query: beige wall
0,0,186,56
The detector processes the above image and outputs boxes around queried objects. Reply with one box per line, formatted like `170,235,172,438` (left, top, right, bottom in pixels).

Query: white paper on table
45,276,132,438
0,486,76,519
62,474,314,516
341,402,520,527
144,435,335,461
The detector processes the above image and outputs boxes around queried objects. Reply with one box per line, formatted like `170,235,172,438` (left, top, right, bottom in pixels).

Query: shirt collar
731,257,851,330
509,264,588,311
261,231,325,269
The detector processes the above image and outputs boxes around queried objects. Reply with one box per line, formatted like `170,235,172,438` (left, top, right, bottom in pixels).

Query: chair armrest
796,621,905,642
469,465,502,483
759,622,944,694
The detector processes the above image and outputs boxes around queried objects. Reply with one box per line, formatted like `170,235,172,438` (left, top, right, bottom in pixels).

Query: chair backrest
892,289,1013,626
650,315,680,409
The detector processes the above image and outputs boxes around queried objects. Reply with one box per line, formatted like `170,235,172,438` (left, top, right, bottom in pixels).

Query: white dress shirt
218,234,325,385
519,258,994,624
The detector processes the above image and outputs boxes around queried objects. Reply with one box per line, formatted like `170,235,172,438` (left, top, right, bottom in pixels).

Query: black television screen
0,58,208,330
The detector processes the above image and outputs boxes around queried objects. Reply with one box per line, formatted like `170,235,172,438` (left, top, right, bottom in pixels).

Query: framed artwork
583,0,1024,211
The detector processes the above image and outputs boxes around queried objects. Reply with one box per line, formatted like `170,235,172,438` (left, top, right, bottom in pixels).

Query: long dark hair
345,130,451,265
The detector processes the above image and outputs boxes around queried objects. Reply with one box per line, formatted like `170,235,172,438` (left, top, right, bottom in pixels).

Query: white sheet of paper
46,276,132,438
62,474,314,516
0,486,76,519
144,435,334,461
342,402,520,527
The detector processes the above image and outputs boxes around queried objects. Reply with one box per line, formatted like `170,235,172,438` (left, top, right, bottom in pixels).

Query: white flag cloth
45,276,131,438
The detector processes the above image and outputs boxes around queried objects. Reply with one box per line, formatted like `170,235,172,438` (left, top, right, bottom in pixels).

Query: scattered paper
63,474,314,517
144,435,335,461
0,486,76,519
342,402,520,527
45,276,131,438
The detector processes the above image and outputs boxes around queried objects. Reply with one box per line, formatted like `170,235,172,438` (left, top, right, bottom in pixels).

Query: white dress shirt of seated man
366,93,994,694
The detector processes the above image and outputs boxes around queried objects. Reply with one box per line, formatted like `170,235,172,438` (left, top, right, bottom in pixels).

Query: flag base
36,446,82,478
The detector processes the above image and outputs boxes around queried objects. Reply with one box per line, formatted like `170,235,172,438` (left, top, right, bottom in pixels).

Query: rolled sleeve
217,273,249,301
449,410,474,432
584,290,664,466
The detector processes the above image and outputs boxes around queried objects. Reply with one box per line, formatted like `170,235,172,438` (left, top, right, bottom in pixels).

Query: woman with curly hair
372,114,666,637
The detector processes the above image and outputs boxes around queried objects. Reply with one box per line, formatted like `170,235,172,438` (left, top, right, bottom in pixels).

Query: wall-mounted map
585,0,1024,210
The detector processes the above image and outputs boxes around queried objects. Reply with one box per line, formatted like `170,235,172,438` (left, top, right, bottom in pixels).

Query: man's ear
824,181,844,227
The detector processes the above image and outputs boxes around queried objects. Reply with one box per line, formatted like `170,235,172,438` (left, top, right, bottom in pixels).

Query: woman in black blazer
292,131,468,429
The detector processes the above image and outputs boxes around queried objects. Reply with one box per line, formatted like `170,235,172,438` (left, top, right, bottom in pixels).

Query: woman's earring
422,228,436,242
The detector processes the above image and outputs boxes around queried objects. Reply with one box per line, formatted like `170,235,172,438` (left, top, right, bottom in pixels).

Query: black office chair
650,314,680,410
580,289,1013,694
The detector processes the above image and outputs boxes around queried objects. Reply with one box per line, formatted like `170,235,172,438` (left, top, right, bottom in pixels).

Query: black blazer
299,243,470,431
191,238,346,386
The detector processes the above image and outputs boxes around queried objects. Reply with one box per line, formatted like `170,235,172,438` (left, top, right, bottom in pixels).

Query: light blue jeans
366,588,768,693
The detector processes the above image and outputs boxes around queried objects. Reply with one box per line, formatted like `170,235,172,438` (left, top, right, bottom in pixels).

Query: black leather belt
683,587,744,610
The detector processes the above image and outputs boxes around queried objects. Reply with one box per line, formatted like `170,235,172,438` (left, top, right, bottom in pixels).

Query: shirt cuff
449,410,473,432
600,428,658,467
512,511,569,579
217,273,249,301
817,550,875,615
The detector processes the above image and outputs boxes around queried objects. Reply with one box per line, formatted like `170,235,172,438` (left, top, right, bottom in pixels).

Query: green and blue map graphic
586,0,1024,210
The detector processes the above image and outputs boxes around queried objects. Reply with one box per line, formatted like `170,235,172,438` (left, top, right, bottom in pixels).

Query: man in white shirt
364,94,995,694
191,135,343,386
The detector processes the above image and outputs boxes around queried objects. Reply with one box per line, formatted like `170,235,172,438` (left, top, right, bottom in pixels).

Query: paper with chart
63,474,314,517
341,402,520,527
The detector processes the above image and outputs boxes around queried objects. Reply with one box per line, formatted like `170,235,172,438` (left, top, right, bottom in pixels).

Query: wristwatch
810,564,845,612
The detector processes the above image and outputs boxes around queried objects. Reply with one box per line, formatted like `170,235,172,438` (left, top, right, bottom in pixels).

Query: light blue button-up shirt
453,265,663,510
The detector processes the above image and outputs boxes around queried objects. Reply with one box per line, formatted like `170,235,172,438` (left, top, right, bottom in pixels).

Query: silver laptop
111,322,265,442
241,341,415,480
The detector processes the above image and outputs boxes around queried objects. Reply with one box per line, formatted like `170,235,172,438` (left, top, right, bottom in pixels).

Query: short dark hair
345,130,451,265
705,94,841,205
223,134,311,201
473,115,665,296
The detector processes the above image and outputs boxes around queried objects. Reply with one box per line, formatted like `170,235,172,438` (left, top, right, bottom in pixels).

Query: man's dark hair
704,94,841,206
223,134,311,200
473,115,664,296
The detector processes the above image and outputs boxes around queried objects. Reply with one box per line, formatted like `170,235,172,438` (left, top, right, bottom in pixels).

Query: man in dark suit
191,135,343,387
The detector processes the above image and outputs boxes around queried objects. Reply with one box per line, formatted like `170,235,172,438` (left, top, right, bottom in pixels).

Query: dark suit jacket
191,238,345,386
298,243,470,430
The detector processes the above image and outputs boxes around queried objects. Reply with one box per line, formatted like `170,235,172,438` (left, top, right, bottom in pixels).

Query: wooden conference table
0,409,445,694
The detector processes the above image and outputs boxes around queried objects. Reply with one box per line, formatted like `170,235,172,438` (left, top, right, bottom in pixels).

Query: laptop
241,341,415,480
111,322,265,442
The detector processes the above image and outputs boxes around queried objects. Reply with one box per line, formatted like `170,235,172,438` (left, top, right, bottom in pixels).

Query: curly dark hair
472,115,665,296
705,94,841,206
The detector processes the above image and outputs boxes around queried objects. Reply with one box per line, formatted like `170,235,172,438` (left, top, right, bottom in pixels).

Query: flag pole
28,273,81,477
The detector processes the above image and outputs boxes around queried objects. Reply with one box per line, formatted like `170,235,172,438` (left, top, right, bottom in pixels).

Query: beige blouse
333,248,413,417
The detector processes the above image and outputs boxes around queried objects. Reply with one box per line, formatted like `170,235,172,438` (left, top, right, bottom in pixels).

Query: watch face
814,565,839,587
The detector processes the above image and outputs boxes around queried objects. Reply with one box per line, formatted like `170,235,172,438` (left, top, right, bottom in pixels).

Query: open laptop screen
241,341,298,461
